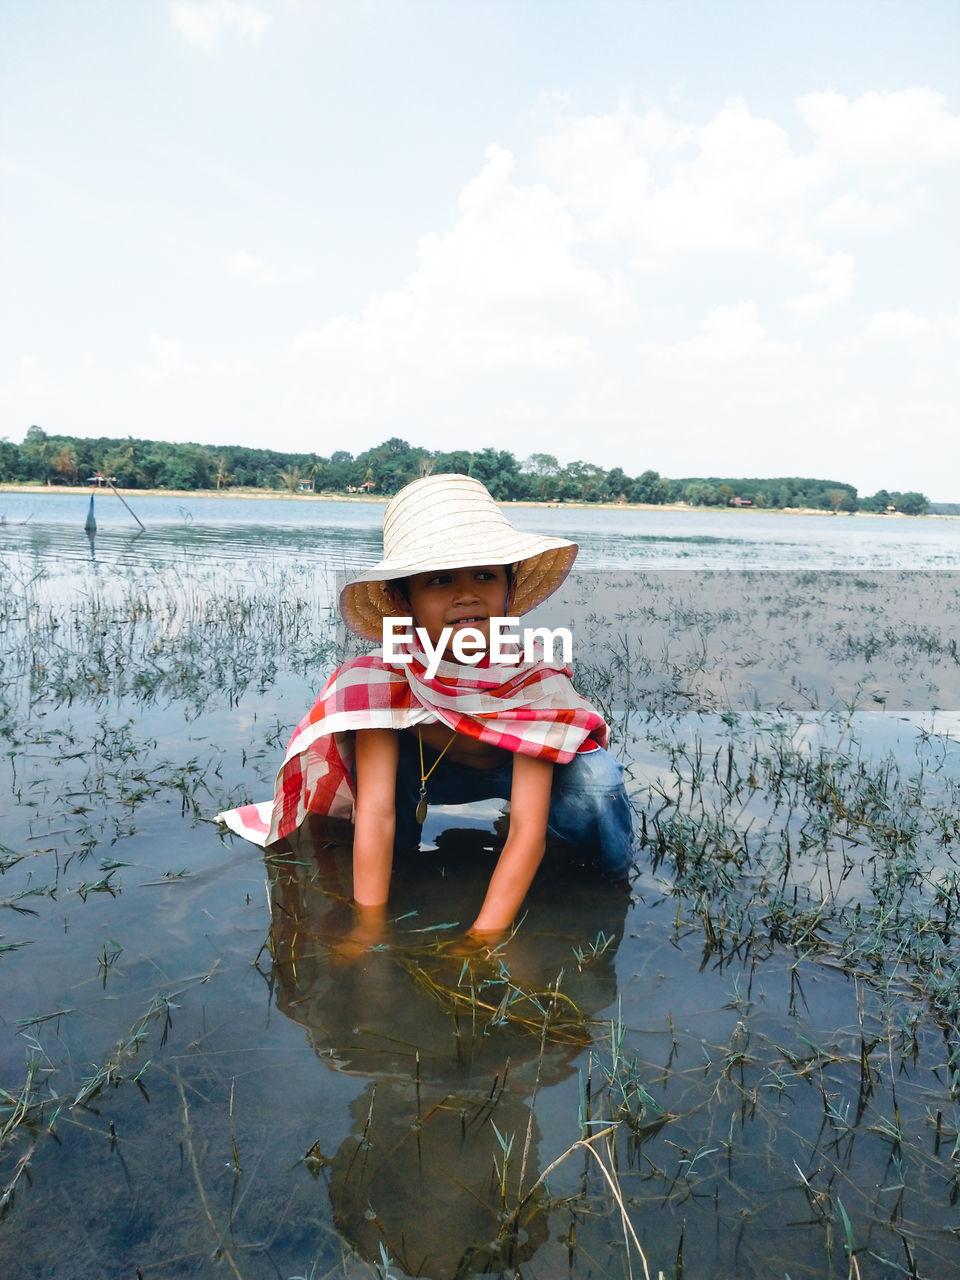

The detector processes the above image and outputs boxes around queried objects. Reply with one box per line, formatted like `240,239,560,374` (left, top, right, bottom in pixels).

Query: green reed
4,560,960,1275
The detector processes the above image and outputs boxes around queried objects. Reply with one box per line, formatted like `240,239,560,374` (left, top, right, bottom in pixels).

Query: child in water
219,473,634,937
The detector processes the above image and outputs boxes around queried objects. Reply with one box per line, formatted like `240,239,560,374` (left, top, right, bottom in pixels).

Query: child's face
403,564,511,658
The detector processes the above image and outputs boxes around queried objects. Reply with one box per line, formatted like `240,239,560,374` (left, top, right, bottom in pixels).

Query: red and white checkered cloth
217,647,608,848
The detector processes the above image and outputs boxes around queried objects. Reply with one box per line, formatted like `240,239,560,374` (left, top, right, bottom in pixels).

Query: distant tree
20,425,51,482
51,443,79,485
577,463,607,501
717,483,735,506
325,451,355,490
561,460,606,501
860,489,890,514
360,437,427,493
891,491,929,515
0,437,18,481
605,467,628,501
2,428,924,518
684,482,717,506
215,455,234,490
181,446,216,490
156,457,198,489
434,450,473,476
629,470,670,504
100,443,137,487
139,449,170,487
520,452,560,500
523,452,560,476
471,448,522,500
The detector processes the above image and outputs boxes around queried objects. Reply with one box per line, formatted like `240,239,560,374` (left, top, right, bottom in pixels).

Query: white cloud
169,0,272,49
270,90,955,477
138,335,257,396
865,309,932,339
534,92,956,315
283,90,955,408
148,333,185,374
294,304,593,374
816,193,909,234
537,105,684,240
224,251,311,285
291,144,623,379
225,251,274,282
540,98,829,256
784,251,855,317
865,309,947,345
70,92,949,493
534,89,573,112
797,88,960,171
431,144,619,310
638,301,794,368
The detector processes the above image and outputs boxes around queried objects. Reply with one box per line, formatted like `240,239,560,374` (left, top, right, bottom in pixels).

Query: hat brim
340,537,578,642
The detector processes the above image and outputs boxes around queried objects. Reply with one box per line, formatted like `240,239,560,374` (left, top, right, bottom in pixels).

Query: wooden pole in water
104,477,145,531
84,493,96,534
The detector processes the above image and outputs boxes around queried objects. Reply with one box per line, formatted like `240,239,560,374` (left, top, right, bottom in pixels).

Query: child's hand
439,929,507,960
328,903,389,965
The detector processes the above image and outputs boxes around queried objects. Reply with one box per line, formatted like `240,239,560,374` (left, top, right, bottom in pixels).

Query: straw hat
339,473,578,642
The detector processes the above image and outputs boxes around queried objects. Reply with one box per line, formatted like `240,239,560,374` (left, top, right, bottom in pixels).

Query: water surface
2,501,959,1278
2,490,958,573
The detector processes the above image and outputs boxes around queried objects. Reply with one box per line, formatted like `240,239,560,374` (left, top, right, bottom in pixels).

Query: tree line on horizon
1,425,930,514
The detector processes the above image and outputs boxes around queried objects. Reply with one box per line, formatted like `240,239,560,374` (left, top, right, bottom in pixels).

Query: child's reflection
265,816,629,1278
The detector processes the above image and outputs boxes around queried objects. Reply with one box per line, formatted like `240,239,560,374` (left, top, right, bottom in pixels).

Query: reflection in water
265,818,629,1277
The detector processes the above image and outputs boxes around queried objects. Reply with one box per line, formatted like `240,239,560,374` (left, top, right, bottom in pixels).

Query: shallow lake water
3,489,960,573
2,496,959,1278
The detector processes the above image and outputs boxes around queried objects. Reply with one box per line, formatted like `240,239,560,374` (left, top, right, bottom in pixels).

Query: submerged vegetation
1,549,959,1277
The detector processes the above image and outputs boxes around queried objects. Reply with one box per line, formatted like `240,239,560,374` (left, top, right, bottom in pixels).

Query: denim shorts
393,731,635,880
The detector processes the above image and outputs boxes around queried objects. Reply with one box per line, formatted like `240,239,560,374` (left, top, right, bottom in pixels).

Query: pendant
416,795,428,825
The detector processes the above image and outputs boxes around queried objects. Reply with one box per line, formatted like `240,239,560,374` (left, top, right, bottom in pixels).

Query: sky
1,1,958,499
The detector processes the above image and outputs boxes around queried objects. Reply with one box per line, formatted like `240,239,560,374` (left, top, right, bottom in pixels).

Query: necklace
416,727,456,824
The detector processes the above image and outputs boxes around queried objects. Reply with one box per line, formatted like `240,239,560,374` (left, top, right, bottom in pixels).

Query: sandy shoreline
1,482,944,518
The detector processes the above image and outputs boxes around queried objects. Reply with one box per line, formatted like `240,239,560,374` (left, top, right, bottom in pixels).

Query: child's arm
352,728,399,907
468,753,554,936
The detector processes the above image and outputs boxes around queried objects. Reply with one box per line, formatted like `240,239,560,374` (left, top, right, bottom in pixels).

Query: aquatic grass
175,1073,246,1280
630,707,960,1054
521,1125,653,1280
0,843,28,873
583,1003,671,1152
1,965,234,1229
551,577,960,1271
72,990,175,1107
573,928,616,970
0,556,340,718
0,1034,60,1217
5,558,960,1274
0,1039,51,1144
